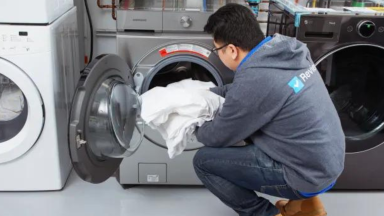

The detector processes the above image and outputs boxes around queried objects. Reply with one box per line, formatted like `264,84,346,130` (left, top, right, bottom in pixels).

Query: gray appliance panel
117,10,163,32
117,32,215,67
116,0,247,32
139,163,167,183
334,143,384,190
296,16,342,43
117,32,233,85
118,138,202,185
162,12,212,32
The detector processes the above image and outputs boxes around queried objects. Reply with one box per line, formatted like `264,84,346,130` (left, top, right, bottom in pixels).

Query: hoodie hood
240,34,313,72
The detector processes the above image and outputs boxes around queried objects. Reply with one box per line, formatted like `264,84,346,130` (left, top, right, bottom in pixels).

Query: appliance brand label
133,19,147,22
147,175,160,182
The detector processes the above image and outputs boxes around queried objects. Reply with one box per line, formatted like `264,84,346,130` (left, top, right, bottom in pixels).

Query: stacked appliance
0,0,80,191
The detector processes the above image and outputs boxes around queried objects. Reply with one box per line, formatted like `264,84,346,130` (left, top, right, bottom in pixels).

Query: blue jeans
193,144,304,216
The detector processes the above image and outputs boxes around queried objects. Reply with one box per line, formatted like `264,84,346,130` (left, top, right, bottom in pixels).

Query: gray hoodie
196,34,345,193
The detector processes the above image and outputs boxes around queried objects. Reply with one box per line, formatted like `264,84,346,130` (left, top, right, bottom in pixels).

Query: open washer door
69,54,144,184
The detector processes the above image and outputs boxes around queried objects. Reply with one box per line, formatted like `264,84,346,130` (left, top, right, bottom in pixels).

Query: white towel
0,85,25,121
141,79,225,159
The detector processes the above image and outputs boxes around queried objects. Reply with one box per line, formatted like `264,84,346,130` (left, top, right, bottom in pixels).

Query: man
194,3,345,216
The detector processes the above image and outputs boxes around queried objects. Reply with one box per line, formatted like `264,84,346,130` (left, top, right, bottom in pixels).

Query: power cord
84,0,94,70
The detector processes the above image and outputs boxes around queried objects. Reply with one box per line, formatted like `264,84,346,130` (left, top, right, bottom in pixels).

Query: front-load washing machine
66,50,232,185
267,0,384,189
65,0,249,186
116,32,234,186
116,0,249,186
0,7,79,191
0,0,74,24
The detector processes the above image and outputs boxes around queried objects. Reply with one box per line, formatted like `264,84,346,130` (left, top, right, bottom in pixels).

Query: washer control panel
0,27,49,56
299,15,384,43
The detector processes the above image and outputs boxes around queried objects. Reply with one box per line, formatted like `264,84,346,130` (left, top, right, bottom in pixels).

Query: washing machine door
315,44,384,153
0,58,44,163
68,54,145,183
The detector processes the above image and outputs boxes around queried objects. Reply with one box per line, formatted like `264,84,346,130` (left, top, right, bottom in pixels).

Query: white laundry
166,78,217,90
141,79,225,159
0,85,25,121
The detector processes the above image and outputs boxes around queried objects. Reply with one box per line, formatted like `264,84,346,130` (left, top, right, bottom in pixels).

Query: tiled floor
0,171,383,216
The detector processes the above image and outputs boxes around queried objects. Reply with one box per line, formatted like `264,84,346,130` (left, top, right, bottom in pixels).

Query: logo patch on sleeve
288,76,305,93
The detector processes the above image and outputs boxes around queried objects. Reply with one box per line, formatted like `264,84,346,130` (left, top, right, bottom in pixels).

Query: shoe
275,196,327,216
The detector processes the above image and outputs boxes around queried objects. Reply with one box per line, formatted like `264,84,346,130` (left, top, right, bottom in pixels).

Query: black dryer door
316,45,384,153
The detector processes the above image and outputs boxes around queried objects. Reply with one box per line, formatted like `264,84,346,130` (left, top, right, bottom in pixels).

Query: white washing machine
0,0,74,24
0,7,79,191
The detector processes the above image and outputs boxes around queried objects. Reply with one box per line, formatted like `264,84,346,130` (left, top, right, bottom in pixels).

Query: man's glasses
211,43,229,55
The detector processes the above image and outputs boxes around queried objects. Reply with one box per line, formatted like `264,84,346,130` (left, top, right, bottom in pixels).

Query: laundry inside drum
144,60,221,150
148,61,218,90
0,74,28,142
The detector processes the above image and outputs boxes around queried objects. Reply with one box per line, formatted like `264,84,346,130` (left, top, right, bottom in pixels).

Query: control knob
358,21,376,38
180,16,192,28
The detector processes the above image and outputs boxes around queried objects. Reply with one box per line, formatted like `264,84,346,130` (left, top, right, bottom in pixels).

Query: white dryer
0,0,74,24
0,7,79,191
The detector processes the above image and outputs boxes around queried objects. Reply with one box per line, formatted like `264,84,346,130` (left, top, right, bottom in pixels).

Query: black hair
204,3,265,51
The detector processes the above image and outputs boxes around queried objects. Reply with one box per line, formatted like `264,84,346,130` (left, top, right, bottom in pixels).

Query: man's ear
227,44,238,60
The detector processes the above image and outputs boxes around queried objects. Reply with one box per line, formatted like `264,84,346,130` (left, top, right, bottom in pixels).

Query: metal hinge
134,72,144,93
76,135,87,149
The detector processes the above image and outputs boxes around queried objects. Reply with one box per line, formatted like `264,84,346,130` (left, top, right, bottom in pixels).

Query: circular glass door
0,74,28,142
316,45,384,153
0,58,44,163
87,79,144,159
